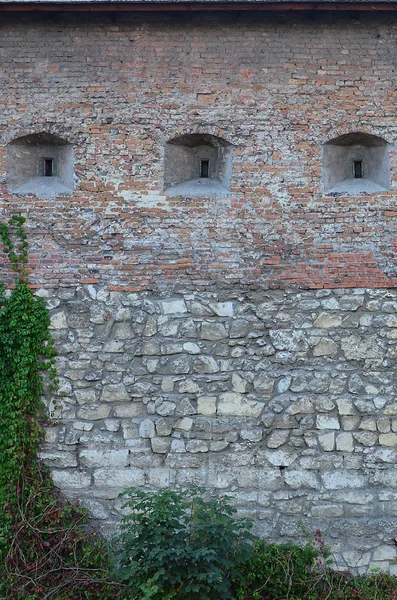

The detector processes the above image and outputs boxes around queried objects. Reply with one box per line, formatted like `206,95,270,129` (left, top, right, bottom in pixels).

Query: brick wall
1,11,397,291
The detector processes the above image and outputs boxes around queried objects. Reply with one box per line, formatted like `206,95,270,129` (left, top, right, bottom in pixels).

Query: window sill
165,178,230,198
11,176,73,198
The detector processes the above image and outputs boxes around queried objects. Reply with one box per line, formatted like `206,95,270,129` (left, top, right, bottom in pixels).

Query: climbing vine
0,216,57,561
0,216,121,599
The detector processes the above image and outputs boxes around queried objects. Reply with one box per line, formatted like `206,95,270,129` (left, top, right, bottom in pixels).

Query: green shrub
231,539,319,600
111,487,255,600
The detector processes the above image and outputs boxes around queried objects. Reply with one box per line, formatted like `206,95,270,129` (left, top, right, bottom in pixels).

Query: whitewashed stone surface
39,286,397,573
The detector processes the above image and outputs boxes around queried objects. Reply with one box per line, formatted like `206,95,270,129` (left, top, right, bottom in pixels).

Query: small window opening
353,160,363,179
43,158,54,177
200,160,209,178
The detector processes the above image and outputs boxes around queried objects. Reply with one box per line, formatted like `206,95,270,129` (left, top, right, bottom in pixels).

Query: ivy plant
0,216,122,599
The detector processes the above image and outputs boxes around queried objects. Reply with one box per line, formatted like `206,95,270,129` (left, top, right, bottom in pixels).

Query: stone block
218,393,263,418
100,384,130,402
93,468,145,488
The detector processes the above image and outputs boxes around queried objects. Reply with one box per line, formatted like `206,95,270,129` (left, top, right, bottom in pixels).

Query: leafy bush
232,540,319,600
112,487,255,600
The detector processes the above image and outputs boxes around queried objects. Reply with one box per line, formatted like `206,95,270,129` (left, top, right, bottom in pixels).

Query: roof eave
1,1,397,10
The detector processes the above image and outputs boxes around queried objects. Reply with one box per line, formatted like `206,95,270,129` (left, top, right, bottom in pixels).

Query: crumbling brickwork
2,8,397,571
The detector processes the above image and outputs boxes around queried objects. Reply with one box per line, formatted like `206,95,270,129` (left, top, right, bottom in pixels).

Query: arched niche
323,132,390,194
7,132,74,198
164,133,232,197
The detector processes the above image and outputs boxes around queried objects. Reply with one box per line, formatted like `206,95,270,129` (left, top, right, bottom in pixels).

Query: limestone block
103,340,124,353
341,416,360,431
277,377,292,393
284,470,320,490
151,437,171,454
253,374,274,395
143,316,157,337
146,468,171,487
75,388,97,405
312,504,343,517
269,330,308,351
50,311,68,330
113,403,145,418
287,398,314,415
161,342,184,355
158,319,179,337
264,449,298,467
339,296,364,311
343,551,371,568
229,320,250,338
336,432,354,452
112,322,132,339
341,335,383,360
209,301,234,317
313,338,338,357
161,377,174,392
170,439,186,453
336,399,355,415
183,342,201,354
313,397,335,412
201,322,228,340
175,417,193,431
79,449,129,468
155,400,176,416
159,299,187,314
72,421,94,432
232,373,249,393
197,396,217,415
77,404,111,420
177,398,196,416
379,433,397,446
155,418,173,436
40,450,77,468
318,432,335,451
314,313,342,328
266,429,289,448
372,545,396,561
240,428,263,442
80,499,109,520
139,418,156,438
52,470,91,489
210,441,229,451
218,392,263,418
100,384,130,403
322,471,366,490
353,432,378,446
193,355,219,374
316,415,340,430
377,417,391,433
93,468,145,488
186,440,209,453
121,422,139,439
348,374,365,394
169,356,190,374
358,417,377,431
104,419,120,432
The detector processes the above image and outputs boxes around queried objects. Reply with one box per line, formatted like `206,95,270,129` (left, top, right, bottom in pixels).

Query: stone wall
41,284,397,573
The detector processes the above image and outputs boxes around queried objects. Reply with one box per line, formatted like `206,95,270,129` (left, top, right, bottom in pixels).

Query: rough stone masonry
2,7,397,572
